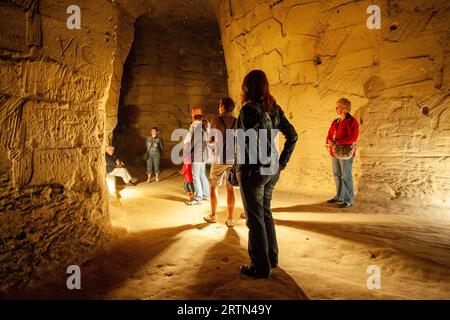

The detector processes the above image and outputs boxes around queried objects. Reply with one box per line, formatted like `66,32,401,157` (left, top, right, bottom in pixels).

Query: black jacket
237,103,298,175
105,153,117,174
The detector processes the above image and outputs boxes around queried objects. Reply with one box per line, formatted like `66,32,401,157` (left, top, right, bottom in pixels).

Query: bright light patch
119,187,141,199
106,175,116,195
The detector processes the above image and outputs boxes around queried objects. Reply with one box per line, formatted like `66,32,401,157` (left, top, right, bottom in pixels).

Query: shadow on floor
154,194,189,203
5,223,209,299
275,218,450,268
272,202,354,214
185,227,308,300
5,222,307,300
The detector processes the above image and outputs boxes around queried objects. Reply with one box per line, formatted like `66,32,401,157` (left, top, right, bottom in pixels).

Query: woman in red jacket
326,98,359,208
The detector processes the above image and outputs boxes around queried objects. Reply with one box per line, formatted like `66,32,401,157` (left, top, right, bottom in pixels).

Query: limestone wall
114,17,228,166
0,0,140,291
218,0,450,207
1,0,449,293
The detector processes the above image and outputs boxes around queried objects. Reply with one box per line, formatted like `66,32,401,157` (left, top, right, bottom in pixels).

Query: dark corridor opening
112,15,228,176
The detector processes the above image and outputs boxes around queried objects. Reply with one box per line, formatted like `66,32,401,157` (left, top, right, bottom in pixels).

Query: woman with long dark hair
237,70,298,278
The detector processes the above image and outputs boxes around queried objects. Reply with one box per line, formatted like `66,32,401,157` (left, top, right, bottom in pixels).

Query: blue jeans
192,162,210,201
331,156,354,205
238,170,280,276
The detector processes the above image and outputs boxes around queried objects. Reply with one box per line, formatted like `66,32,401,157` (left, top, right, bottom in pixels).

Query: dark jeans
238,170,281,276
147,152,160,174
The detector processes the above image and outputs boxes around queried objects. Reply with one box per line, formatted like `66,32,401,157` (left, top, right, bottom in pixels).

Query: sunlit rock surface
218,0,450,206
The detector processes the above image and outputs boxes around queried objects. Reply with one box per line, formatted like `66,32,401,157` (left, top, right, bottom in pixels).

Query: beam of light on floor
106,175,116,195
117,187,143,199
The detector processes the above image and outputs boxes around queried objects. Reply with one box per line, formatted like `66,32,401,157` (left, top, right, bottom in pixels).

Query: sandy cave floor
8,167,450,300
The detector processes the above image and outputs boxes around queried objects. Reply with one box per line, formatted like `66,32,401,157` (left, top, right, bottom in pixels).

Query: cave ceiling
119,0,221,33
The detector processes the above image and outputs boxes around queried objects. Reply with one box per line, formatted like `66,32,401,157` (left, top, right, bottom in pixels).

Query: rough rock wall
218,0,450,207
0,0,140,291
114,17,228,166
104,0,147,144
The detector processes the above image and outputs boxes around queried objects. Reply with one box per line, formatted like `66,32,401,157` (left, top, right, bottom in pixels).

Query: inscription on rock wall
31,148,98,185
21,61,106,102
56,35,95,65
26,104,102,148
0,0,120,293
1,60,109,103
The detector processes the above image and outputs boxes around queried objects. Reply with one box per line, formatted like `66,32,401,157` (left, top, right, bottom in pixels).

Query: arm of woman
278,107,298,170
326,120,335,146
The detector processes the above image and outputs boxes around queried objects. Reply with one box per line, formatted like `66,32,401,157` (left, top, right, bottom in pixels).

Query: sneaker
225,218,234,227
126,182,135,186
202,196,209,201
240,212,247,219
186,200,201,206
203,214,217,223
339,202,352,208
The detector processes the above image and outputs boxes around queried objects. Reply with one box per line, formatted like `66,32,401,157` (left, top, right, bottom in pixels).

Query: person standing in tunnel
184,106,210,205
203,97,237,227
145,127,164,183
237,70,298,279
326,98,359,208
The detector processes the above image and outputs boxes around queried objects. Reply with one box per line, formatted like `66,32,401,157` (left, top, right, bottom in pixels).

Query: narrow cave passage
113,15,228,170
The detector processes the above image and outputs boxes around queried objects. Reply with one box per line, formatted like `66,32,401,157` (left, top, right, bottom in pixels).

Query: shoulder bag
143,138,155,161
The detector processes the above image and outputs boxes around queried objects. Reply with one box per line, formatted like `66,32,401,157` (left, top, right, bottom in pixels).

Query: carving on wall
0,95,25,150
56,35,94,65
0,94,31,186
58,36,75,57
0,0,118,294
